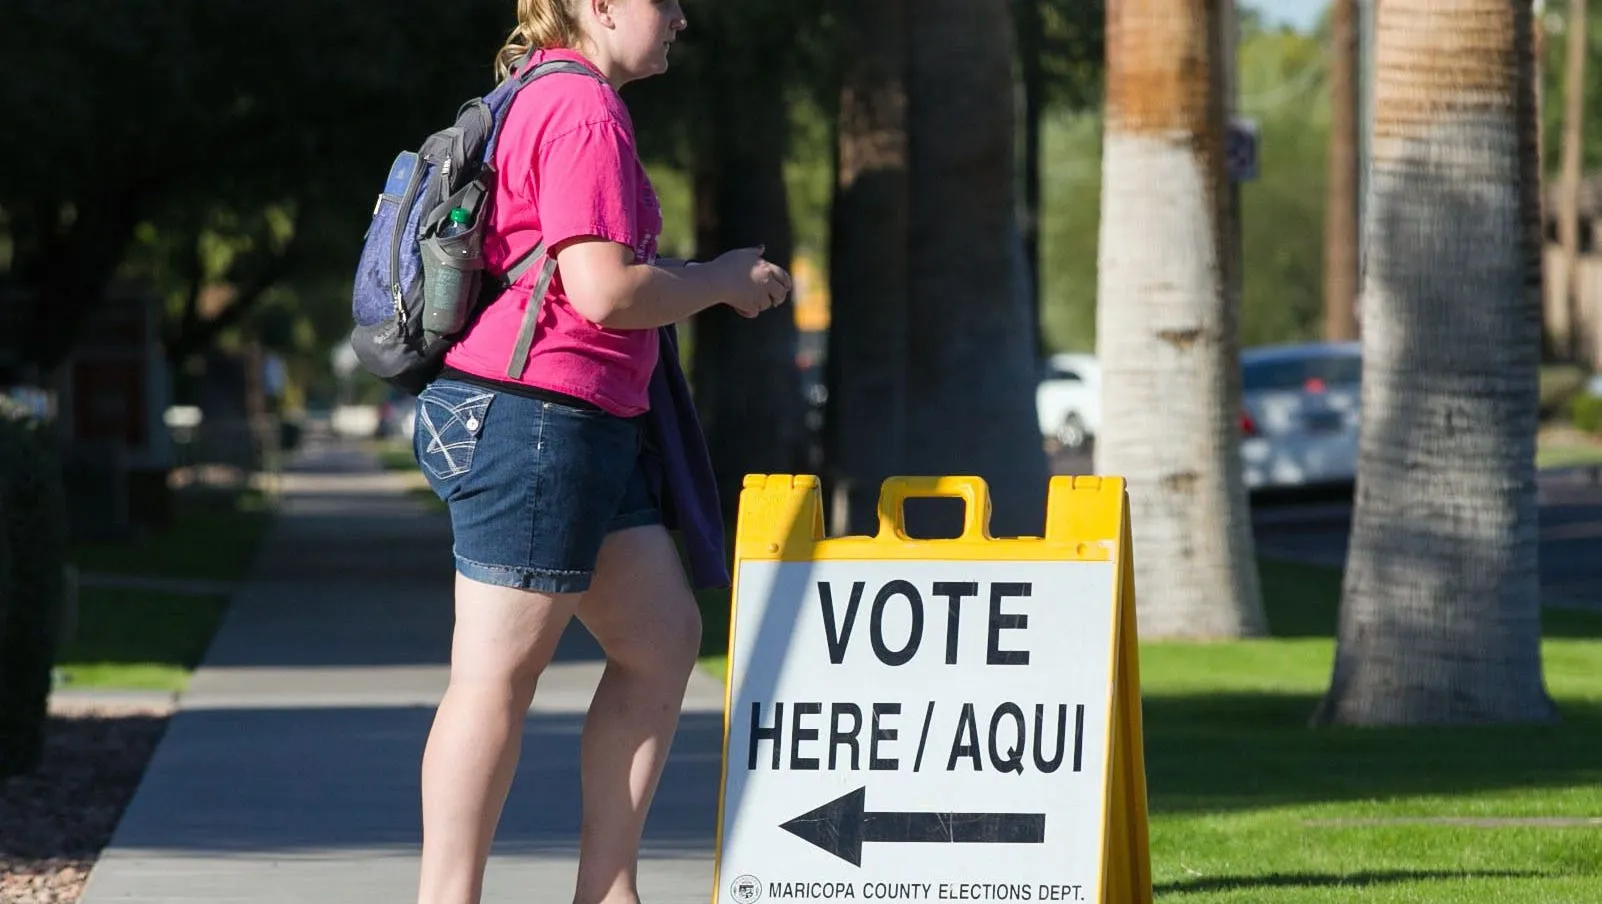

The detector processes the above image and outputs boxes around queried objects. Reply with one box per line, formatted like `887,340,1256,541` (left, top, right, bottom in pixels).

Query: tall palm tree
683,2,805,521
826,0,1047,539
1313,0,1556,726
823,0,910,536
902,0,1049,538
1094,0,1266,638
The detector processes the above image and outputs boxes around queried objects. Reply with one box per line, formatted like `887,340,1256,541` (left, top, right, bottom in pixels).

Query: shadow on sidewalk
101,707,723,855
203,454,619,669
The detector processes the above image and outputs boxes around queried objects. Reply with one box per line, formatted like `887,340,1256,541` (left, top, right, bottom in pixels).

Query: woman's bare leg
417,573,580,904
570,525,703,904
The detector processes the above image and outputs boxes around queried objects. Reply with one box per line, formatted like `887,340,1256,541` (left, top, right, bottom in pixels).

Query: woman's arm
556,239,790,330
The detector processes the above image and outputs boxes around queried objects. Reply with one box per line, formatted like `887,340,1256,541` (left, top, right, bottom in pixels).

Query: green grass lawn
1538,364,1602,469
70,488,275,583
1537,438,1602,471
372,438,420,472
55,487,275,691
1539,364,1588,421
698,558,1602,902
55,589,232,691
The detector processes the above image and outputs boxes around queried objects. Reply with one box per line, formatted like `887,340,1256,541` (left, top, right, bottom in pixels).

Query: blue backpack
349,56,602,395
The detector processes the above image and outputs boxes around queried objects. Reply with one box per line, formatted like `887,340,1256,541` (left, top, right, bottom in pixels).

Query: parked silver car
1239,341,1362,491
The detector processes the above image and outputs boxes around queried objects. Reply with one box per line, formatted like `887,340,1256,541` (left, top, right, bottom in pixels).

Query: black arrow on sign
778,786,1046,867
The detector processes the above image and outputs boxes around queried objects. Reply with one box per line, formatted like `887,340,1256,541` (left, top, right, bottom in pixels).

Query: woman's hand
706,247,793,319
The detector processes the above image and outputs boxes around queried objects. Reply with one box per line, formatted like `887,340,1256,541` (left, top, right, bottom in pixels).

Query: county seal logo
731,875,763,904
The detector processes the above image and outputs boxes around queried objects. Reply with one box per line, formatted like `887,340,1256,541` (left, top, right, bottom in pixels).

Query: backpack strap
518,57,598,85
504,248,557,380
493,57,608,381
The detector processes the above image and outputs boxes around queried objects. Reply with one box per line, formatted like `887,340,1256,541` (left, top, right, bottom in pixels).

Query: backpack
349,55,603,395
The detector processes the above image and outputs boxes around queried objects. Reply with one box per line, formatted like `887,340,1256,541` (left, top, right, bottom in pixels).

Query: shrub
0,406,70,779
1570,393,1602,435
1540,364,1589,421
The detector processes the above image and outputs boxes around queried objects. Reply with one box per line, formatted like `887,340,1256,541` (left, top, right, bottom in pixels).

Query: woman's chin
631,55,670,79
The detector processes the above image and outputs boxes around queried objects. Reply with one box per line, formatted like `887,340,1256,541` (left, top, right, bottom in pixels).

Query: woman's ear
588,0,616,29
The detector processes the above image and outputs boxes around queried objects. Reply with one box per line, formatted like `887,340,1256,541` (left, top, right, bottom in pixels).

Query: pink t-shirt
443,49,661,416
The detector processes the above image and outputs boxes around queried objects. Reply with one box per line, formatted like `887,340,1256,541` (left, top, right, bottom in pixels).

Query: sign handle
875,476,993,542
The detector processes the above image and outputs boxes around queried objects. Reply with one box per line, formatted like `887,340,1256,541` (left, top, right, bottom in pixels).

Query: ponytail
494,0,582,80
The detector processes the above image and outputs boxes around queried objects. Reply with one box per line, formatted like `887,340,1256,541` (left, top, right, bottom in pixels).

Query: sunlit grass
58,489,272,691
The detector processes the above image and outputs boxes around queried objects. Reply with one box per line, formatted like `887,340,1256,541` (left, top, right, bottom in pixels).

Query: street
1050,445,1602,609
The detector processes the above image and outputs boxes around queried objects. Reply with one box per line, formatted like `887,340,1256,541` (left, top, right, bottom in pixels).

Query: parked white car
1035,353,1102,449
1239,341,1362,491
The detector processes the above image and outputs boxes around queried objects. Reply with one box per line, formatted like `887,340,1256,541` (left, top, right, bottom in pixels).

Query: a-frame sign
712,475,1151,904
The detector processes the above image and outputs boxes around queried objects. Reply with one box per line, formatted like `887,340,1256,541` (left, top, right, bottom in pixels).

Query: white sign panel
715,557,1119,904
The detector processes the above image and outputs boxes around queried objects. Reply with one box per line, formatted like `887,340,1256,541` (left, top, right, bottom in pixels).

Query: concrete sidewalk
77,440,728,904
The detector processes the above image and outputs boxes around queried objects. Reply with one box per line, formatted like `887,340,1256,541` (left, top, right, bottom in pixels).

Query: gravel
0,700,173,904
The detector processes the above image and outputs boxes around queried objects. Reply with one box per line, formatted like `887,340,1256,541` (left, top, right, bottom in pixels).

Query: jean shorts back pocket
416,383,495,482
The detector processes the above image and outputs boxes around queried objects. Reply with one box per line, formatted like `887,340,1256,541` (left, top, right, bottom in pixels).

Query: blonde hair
495,0,583,80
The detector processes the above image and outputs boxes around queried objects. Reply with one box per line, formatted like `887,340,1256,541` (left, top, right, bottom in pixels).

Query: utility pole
1357,0,1375,297
1536,0,1547,181
1558,0,1589,362
1324,0,1361,341
1221,0,1242,339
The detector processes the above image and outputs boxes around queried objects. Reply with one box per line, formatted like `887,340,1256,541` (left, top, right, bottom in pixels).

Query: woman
410,1,792,902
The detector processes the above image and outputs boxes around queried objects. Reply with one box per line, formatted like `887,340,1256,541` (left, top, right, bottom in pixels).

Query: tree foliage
0,0,1111,406
1036,0,1109,111
1037,19,1333,354
1540,0,1602,177
0,0,511,375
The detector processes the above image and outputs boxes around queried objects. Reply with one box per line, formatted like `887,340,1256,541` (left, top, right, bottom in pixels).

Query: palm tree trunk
688,8,804,521
1314,0,1556,727
824,0,910,536
1017,0,1047,360
904,0,1049,539
1095,0,1266,639
1324,0,1361,341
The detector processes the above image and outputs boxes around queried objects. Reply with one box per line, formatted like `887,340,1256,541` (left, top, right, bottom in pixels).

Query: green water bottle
422,207,479,337
438,207,472,240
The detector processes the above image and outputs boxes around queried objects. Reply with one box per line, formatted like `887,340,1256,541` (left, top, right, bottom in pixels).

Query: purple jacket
643,324,731,589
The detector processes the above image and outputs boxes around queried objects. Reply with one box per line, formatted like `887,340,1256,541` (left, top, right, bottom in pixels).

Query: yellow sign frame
712,474,1152,904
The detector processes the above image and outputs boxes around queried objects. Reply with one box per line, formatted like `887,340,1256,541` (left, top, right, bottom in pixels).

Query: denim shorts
412,378,661,594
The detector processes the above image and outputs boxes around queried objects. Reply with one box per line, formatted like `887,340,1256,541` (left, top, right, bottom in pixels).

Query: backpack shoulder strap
517,58,604,86
483,57,605,158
